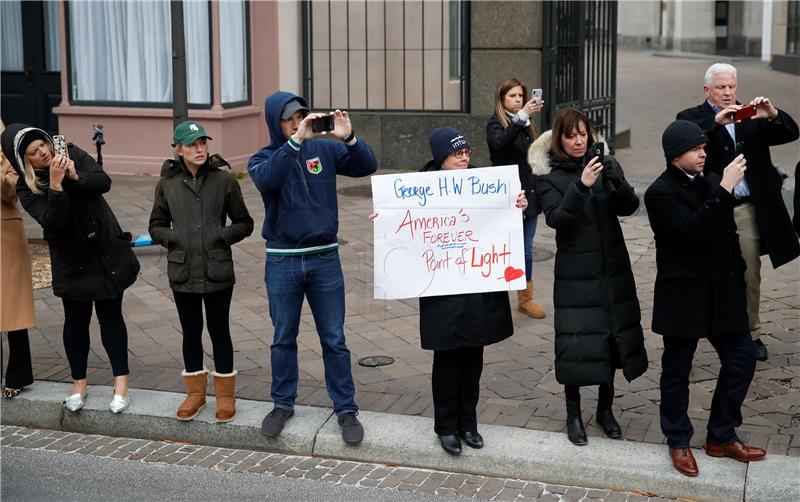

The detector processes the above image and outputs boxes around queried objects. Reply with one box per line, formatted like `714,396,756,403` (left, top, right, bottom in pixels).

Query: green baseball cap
172,120,212,146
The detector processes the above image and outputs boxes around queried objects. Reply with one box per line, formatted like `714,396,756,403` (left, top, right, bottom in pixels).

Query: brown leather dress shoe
705,440,766,462
669,447,699,477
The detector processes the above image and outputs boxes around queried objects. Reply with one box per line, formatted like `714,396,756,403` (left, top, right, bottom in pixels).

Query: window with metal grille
302,0,469,112
788,0,800,55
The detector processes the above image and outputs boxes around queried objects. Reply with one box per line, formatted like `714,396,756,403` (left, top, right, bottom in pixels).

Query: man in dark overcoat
645,120,766,477
676,63,800,361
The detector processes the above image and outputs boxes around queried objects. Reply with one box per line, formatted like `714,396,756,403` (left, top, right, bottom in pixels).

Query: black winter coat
644,166,748,338
13,143,139,301
416,158,514,350
148,155,253,293
529,131,647,386
677,103,800,268
486,115,540,216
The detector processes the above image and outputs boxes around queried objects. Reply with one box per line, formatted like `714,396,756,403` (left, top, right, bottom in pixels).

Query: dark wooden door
1,1,61,133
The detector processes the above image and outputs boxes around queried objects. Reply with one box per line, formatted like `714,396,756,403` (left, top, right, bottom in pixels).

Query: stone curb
2,381,797,502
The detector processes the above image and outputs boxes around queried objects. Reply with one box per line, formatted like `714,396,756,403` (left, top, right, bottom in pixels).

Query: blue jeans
523,215,538,281
659,331,756,447
265,250,358,416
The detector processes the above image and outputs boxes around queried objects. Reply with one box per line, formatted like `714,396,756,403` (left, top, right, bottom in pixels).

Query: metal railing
302,0,470,112
543,1,617,148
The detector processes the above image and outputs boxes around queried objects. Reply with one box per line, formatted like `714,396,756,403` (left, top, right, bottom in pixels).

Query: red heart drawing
502,266,524,282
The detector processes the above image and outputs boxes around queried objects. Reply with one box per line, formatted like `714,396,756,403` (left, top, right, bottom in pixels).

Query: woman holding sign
419,128,526,455
486,78,545,319
529,108,647,446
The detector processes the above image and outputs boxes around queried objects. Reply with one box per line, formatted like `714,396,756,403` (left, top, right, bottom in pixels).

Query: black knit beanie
428,127,470,167
18,130,50,161
662,120,707,160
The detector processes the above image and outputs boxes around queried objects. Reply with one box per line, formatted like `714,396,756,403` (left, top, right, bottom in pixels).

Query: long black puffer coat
3,125,140,302
417,159,514,351
529,131,647,386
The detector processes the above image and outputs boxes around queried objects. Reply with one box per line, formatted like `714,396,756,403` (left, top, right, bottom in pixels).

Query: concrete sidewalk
2,381,797,502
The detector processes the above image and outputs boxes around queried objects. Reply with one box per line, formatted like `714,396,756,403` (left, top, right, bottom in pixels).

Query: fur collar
527,130,608,176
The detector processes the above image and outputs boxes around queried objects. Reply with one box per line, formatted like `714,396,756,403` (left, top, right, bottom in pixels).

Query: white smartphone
53,134,67,156
531,88,543,103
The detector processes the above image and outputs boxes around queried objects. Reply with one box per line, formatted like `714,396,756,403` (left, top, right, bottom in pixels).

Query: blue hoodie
247,91,378,255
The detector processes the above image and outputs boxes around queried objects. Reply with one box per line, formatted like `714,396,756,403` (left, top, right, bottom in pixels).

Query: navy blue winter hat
662,120,707,160
428,127,470,167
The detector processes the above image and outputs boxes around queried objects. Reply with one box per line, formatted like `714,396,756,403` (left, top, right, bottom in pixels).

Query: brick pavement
7,48,799,456
0,426,678,502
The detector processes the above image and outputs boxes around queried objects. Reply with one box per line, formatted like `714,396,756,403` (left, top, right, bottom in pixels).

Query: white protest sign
372,165,525,300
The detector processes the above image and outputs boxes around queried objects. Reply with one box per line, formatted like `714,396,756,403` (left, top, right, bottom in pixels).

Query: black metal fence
542,1,618,148
301,0,469,112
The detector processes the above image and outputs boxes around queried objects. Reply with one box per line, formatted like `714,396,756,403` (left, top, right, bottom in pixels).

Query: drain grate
357,355,395,367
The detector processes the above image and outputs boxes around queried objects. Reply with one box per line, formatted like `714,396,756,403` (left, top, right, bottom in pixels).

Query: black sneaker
261,407,294,438
753,339,768,362
338,412,364,445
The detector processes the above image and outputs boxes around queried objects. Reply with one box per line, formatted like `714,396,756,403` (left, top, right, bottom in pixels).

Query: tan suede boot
212,370,237,423
177,368,208,421
518,281,546,319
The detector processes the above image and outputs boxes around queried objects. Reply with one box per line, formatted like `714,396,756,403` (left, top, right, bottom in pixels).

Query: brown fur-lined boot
212,370,237,423
518,281,546,319
177,368,208,421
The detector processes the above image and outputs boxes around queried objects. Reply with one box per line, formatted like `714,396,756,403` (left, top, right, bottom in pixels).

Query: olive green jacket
149,154,253,293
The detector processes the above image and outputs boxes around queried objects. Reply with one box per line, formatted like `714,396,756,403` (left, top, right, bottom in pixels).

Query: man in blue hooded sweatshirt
248,91,377,444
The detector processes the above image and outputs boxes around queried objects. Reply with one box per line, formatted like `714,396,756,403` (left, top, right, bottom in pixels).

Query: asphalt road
1,447,465,502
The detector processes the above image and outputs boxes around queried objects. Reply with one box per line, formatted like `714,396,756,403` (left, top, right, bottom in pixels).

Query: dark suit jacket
644,166,748,339
677,102,800,268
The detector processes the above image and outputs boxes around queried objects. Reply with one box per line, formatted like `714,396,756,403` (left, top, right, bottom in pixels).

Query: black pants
660,331,756,448
62,295,129,380
4,329,34,389
173,287,234,374
431,346,483,436
564,381,614,402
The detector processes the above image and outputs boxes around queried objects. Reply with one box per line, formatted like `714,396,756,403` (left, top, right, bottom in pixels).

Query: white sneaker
64,392,87,412
109,394,129,414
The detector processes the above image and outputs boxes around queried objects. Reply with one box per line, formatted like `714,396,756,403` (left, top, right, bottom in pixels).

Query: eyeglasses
450,148,472,160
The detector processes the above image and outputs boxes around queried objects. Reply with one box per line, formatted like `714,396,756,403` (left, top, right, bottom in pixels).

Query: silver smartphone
53,134,67,156
531,88,543,103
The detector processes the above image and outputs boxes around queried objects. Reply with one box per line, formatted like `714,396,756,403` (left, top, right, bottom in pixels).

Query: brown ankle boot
177,369,208,421
212,370,237,423
518,281,546,319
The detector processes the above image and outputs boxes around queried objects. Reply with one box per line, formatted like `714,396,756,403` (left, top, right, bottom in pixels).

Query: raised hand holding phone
522,89,544,116
750,96,779,120
580,156,604,188
52,134,78,181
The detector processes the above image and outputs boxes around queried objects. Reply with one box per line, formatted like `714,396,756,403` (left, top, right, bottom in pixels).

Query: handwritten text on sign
372,165,525,299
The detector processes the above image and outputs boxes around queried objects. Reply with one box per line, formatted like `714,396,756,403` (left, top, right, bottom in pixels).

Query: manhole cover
358,355,395,367
533,246,554,262
338,185,372,198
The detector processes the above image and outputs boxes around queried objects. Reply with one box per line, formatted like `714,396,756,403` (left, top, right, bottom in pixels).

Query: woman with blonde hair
1,123,139,413
0,120,36,398
149,120,253,423
486,78,546,318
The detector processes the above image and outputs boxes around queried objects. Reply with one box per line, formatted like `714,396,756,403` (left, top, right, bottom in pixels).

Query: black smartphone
735,141,745,157
311,114,335,133
588,142,604,164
